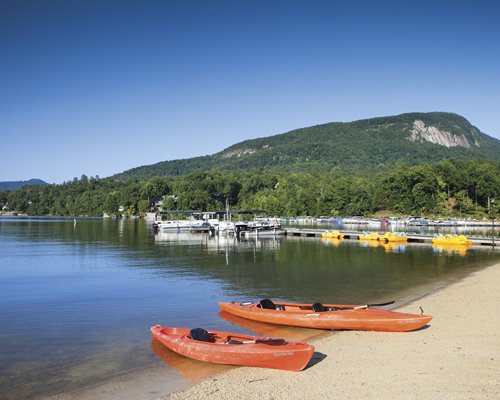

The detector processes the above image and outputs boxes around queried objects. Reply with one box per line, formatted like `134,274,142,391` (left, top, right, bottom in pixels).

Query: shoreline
159,262,500,400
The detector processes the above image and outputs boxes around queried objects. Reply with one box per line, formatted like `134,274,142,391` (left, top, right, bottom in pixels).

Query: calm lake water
1,217,499,399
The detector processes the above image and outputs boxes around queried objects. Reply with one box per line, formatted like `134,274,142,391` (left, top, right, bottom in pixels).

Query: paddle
226,338,286,345
332,300,395,311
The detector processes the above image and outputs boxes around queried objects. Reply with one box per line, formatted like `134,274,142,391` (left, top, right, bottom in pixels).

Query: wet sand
160,262,500,400
41,366,189,400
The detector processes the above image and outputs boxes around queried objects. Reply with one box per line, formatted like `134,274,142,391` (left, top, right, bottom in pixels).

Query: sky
1,0,499,184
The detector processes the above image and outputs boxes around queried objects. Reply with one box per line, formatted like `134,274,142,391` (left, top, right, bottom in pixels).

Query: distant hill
0,179,48,191
114,112,500,179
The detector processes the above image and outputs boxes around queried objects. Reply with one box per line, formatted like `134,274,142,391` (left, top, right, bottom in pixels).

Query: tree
104,191,121,214
140,177,171,199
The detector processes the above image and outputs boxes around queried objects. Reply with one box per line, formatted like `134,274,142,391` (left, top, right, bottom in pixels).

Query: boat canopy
214,210,265,215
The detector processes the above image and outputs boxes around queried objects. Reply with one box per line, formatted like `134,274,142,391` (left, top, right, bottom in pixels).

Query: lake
1,217,498,399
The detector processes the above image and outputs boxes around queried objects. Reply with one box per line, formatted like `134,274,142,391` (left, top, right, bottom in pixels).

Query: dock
284,228,497,247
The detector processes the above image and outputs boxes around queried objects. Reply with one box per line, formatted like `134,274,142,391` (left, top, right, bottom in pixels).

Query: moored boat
358,232,381,241
431,234,472,246
150,325,314,371
155,218,206,232
219,299,432,332
321,230,344,239
379,232,408,242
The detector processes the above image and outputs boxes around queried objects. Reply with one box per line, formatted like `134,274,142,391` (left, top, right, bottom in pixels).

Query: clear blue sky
1,0,499,183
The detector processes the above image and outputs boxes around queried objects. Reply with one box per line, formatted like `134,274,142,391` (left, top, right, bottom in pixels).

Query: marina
149,213,498,247
147,210,497,247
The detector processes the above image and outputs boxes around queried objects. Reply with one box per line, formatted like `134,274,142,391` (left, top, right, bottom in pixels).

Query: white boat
212,201,239,235
404,217,429,226
367,219,381,228
154,215,206,232
217,220,237,235
157,220,201,232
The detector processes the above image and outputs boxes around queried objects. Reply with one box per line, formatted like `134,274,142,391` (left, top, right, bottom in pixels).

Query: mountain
0,179,48,191
115,112,500,179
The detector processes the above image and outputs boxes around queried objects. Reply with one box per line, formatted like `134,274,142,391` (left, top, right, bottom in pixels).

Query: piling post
492,198,495,247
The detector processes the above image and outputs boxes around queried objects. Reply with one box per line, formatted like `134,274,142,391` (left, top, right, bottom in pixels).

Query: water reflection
381,242,407,253
151,338,232,382
154,231,282,250
1,217,499,400
432,244,469,257
154,231,283,265
321,238,343,247
359,239,381,248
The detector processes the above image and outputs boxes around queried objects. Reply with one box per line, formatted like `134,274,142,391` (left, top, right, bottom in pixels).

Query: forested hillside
0,179,47,191
114,112,500,180
2,160,499,218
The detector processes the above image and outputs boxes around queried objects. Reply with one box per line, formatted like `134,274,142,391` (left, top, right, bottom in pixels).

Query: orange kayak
219,300,432,332
150,325,315,371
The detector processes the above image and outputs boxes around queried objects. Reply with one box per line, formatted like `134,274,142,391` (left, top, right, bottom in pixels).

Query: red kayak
150,325,315,371
219,299,432,332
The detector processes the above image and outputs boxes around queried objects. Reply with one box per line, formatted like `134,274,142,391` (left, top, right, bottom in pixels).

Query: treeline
1,159,499,217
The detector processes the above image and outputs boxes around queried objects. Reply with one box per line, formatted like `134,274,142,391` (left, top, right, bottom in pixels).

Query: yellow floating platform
321,230,345,239
431,234,472,246
358,232,380,241
379,232,408,243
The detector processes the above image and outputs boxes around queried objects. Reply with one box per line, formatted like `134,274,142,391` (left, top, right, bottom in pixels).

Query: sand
159,262,500,400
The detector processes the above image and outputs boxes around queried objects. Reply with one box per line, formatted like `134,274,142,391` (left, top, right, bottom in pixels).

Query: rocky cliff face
220,148,256,158
408,120,479,148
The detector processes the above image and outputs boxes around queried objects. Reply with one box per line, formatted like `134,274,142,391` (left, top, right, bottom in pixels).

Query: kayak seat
260,298,277,310
312,302,325,312
227,339,244,344
190,328,213,342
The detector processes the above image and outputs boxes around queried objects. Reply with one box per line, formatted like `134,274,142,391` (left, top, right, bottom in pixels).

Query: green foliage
137,199,150,213
1,162,499,218
139,177,171,199
104,191,121,214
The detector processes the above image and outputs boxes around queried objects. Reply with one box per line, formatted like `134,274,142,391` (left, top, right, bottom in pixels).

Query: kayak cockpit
257,299,329,312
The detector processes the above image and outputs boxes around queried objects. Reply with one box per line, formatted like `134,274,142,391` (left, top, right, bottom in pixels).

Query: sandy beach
160,261,500,400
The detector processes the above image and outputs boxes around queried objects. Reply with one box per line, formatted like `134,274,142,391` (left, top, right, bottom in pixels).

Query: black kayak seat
312,302,326,312
190,328,212,342
259,298,276,310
